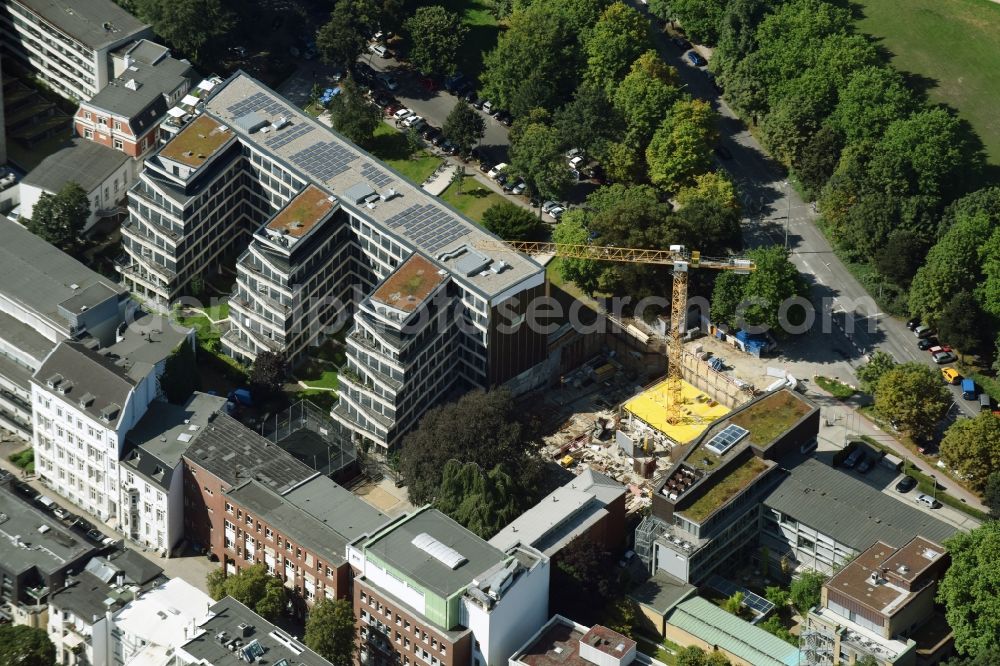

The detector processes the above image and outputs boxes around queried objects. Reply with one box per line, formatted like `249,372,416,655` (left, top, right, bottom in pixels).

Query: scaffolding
799,627,836,666
634,515,668,572
260,399,358,480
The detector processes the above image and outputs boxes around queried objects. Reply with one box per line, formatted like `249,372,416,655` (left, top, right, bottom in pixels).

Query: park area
854,0,1000,164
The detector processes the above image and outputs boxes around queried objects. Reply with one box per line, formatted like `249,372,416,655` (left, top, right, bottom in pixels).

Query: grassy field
814,376,858,400
438,178,506,223
853,0,1000,164
370,123,443,185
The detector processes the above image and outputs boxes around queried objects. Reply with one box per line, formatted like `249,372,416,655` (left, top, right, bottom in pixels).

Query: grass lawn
436,0,501,81
853,0,1000,164
202,300,230,322
370,123,443,185
177,314,219,347
438,179,506,223
814,376,858,400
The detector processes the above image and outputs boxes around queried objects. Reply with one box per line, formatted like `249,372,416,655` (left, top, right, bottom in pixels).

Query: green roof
668,597,802,666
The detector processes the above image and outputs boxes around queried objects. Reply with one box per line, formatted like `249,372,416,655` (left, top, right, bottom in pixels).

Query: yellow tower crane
474,240,755,425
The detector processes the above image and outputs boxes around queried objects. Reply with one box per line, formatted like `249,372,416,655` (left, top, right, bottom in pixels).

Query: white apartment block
31,313,190,525
120,73,549,455
0,0,150,101
110,577,214,665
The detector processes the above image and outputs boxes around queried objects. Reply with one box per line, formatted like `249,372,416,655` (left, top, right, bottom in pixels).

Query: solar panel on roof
362,162,393,187
265,123,314,149
226,92,290,119
705,424,749,456
384,204,469,253
706,575,774,616
288,142,358,181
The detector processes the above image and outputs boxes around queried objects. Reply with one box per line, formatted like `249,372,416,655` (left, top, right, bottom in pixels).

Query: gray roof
123,392,228,490
364,508,507,598
103,311,191,382
22,138,129,194
180,597,333,666
489,468,625,556
113,38,170,65
87,53,192,129
0,474,95,576
10,0,148,50
0,217,126,332
87,548,163,585
0,312,58,364
49,570,119,622
227,476,387,566
629,571,696,615
763,459,957,551
33,341,135,427
183,412,318,492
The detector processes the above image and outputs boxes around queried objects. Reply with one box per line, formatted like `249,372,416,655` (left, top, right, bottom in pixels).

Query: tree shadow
368,130,414,162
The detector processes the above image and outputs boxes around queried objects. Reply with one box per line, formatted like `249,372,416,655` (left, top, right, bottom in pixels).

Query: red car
418,76,439,92
928,345,952,355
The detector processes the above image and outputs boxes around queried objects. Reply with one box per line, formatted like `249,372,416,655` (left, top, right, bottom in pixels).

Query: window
245,514,253,526
113,120,122,130
225,502,233,513
114,138,124,151
84,129,93,139
265,527,273,539
84,111,92,120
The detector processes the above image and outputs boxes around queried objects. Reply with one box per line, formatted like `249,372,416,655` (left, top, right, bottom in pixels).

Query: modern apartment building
74,39,193,162
31,313,189,523
119,391,227,555
121,72,548,455
0,216,128,439
804,536,953,666
0,0,150,101
350,507,550,666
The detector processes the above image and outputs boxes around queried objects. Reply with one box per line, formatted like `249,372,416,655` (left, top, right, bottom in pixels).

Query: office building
75,39,193,162
804,537,954,666
351,507,550,666
0,216,128,439
489,468,626,558
0,0,150,101
121,72,547,454
510,616,669,666
119,391,227,554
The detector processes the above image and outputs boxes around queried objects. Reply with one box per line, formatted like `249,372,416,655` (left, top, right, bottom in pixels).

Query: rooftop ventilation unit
274,117,290,130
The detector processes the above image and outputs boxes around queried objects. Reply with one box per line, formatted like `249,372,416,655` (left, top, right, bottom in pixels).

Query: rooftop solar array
705,423,749,456
227,91,289,119
266,123,314,150
362,162,394,188
384,204,469,253
289,142,358,181
707,575,775,616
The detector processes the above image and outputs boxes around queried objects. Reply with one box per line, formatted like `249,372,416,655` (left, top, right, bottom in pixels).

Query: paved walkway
422,164,456,195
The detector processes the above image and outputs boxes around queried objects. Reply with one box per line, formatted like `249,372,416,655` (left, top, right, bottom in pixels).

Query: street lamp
930,474,937,502
782,180,791,249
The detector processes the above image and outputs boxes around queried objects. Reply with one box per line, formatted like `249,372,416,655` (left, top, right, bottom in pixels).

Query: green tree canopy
909,212,991,324
856,350,898,393
613,51,682,145
550,539,615,624
305,598,357,665
328,75,381,148
938,522,1000,655
829,66,918,145
646,99,718,191
984,472,1000,521
206,563,287,620
583,2,652,96
134,0,232,60
551,210,602,294
317,0,381,68
159,340,201,404
553,81,623,154
481,202,545,241
442,101,486,156
404,6,468,78
674,172,742,253
27,182,90,254
0,625,56,666
874,362,951,440
936,290,988,358
711,246,806,335
790,571,826,615
434,460,525,538
940,413,1000,492
248,351,287,404
651,0,726,44
509,120,572,201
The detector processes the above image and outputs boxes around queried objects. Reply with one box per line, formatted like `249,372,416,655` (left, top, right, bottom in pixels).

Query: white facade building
110,577,214,665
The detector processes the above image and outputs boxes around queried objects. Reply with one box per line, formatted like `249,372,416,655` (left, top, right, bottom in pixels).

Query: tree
209,563,288,621
404,6,467,78
328,76,380,148
434,460,524,538
938,522,1000,655
764,585,790,608
758,615,795,645
554,81,623,154
0,625,56,666
937,291,987,358
940,413,1000,492
723,246,808,335
26,182,89,253
400,389,537,506
676,646,710,666
651,0,726,44
714,0,770,71
482,202,545,241
985,473,1000,520
646,99,718,191
873,229,928,287
159,341,201,404
509,121,572,202
945,649,1000,666
134,0,232,60
248,351,287,404
674,172,742,253
710,272,746,328
613,51,682,145
856,350,897,393
316,0,370,69
789,571,826,615
442,102,485,156
793,123,843,197
584,2,651,96
829,66,917,145
551,539,615,623
305,599,357,665
722,591,745,616
552,210,602,294
873,363,951,440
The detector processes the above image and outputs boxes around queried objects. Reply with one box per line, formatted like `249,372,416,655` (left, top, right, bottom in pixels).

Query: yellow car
941,367,961,385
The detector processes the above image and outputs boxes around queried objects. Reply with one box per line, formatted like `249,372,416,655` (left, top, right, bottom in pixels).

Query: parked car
914,325,934,339
487,163,508,179
842,447,864,468
53,507,69,520
463,89,478,104
480,162,494,173
368,43,390,58
472,97,486,110
915,493,940,509
502,178,516,193
962,378,977,400
672,36,692,50
393,108,413,121
431,132,446,147
895,475,917,493
856,455,873,474
932,351,957,364
941,367,962,384
378,73,399,91
441,140,458,155
512,180,527,196
402,114,424,128
928,345,952,355
354,62,376,81
547,205,566,220
496,111,513,126
495,172,509,186
482,100,494,114
917,337,938,351
86,528,103,542
421,125,440,140
686,51,707,67
907,317,921,330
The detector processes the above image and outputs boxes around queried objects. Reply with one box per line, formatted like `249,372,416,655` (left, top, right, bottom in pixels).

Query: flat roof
0,473,95,576
103,311,191,382
512,616,664,666
678,456,770,522
371,253,447,314
629,571,696,615
159,115,234,168
123,392,228,489
265,184,336,239
183,412,317,493
727,390,812,446
11,0,148,50
763,459,957,551
667,596,801,666
623,379,730,445
0,310,57,363
0,217,126,331
113,578,214,650
180,597,331,666
22,138,130,193
202,73,542,299
364,508,507,599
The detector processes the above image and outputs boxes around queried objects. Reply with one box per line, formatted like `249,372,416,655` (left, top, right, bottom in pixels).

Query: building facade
0,0,150,101
510,616,670,666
